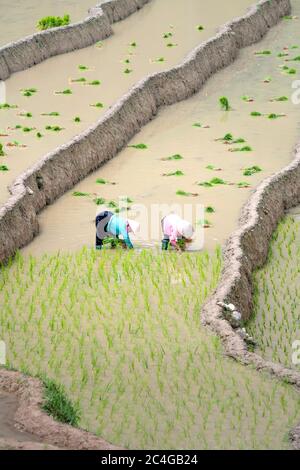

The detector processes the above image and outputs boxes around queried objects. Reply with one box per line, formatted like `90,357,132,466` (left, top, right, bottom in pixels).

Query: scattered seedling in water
198,178,228,187
74,116,81,123
93,197,106,206
96,41,103,48
96,178,116,185
163,32,172,38
197,218,212,228
197,25,204,31
193,122,210,128
19,112,33,118
205,206,215,213
206,164,222,171
219,97,231,111
21,88,37,97
72,191,91,197
243,166,262,176
151,57,165,63
41,112,60,116
36,132,43,139
251,111,262,117
45,125,64,132
0,143,6,156
22,127,35,133
129,42,137,47
283,15,298,20
70,77,86,83
228,145,252,152
87,80,101,86
237,181,251,188
37,14,70,30
128,143,148,150
242,95,254,102
269,96,288,102
90,102,104,108
6,140,27,148
78,65,89,71
161,154,183,161
0,103,18,109
55,89,72,95
289,55,300,61
215,133,245,144
176,189,198,197
0,164,9,171
277,52,289,58
124,68,133,74
166,43,178,47
162,170,184,177
268,113,286,119
263,76,272,83
254,50,271,55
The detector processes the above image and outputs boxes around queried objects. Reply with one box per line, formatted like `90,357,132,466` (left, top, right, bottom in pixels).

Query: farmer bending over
161,213,194,251
95,210,140,249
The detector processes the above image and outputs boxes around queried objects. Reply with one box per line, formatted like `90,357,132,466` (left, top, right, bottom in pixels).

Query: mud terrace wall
0,368,122,450
0,0,151,80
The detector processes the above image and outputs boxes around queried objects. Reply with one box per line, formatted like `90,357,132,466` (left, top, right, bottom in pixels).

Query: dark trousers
95,211,114,249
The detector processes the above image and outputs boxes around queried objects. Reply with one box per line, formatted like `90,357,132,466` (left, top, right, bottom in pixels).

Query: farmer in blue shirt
95,210,140,249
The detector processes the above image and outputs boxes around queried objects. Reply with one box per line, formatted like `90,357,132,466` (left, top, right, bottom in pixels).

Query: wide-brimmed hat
127,219,140,234
177,220,194,239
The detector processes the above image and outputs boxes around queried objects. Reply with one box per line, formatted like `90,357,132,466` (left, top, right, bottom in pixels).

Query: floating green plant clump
237,181,251,188
254,50,271,55
162,154,183,161
176,189,198,197
88,80,101,86
96,178,116,185
90,102,104,108
45,125,64,132
248,215,300,370
37,14,70,31
251,111,262,117
205,206,215,214
228,145,252,152
41,112,60,116
0,164,9,171
70,77,86,83
0,103,18,109
197,25,204,31
270,96,288,102
55,89,72,95
124,68,133,74
72,191,90,197
74,116,81,123
0,143,5,156
21,88,37,97
198,178,227,187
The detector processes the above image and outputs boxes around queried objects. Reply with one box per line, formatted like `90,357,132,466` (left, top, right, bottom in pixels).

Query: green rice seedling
45,125,64,132
237,181,251,188
19,112,33,118
176,189,198,197
6,140,26,148
205,206,215,213
124,68,133,74
0,143,5,156
0,103,18,109
162,170,184,177
129,42,137,47
0,164,9,171
55,89,72,95
287,68,297,74
197,25,204,31
243,166,262,176
254,50,271,55
277,52,289,57
95,41,103,48
70,77,86,83
283,15,298,20
192,122,210,128
37,14,70,30
166,43,178,47
242,95,254,102
36,132,43,139
163,32,172,38
42,378,80,425
152,57,165,63
198,177,227,187
206,165,222,171
267,113,286,119
197,218,212,228
21,88,37,97
22,127,35,132
88,80,101,86
72,191,91,197
93,197,106,206
229,145,252,152
219,96,231,111
291,56,300,61
270,96,288,102
90,102,104,108
96,178,116,185
41,112,60,116
215,132,233,142
120,196,133,204
78,65,89,70
128,143,148,150
74,116,81,123
263,76,272,83
250,111,262,117
162,154,183,161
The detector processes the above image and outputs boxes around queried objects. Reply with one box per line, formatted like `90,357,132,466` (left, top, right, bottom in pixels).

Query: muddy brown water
0,0,97,46
0,0,254,206
21,1,300,256
0,391,40,442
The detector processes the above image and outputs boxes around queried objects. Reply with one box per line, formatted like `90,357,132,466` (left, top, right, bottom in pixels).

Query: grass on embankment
248,215,300,371
0,248,299,449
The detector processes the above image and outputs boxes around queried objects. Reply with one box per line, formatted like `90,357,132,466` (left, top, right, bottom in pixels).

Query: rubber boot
161,238,169,251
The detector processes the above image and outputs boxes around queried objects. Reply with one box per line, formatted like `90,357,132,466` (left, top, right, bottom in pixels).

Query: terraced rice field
248,208,300,371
